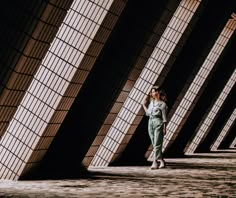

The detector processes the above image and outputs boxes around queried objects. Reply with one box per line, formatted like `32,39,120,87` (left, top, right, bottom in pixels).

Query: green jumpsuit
146,100,167,160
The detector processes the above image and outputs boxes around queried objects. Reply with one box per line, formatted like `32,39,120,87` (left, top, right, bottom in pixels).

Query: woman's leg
153,124,164,161
148,119,154,146
153,124,166,168
148,119,158,169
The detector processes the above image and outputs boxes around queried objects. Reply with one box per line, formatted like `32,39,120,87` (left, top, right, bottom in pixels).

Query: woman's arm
161,102,168,123
142,103,148,112
142,95,151,115
161,102,168,135
163,123,166,135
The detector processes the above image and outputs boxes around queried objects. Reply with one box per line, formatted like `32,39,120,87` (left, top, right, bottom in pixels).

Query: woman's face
151,89,160,99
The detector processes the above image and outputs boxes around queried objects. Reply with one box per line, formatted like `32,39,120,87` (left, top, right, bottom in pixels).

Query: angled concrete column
211,108,236,151
0,0,73,138
185,68,236,154
219,121,236,149
230,134,236,148
90,0,202,167
82,0,182,167
0,0,126,180
161,16,236,157
194,81,236,153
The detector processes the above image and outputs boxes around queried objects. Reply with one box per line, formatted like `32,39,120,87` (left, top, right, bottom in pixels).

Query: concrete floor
0,150,235,197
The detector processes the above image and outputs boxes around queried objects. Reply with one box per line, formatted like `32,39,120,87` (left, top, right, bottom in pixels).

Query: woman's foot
159,159,165,168
150,160,158,169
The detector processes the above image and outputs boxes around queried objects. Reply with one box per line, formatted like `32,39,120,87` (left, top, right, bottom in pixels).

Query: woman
142,86,168,169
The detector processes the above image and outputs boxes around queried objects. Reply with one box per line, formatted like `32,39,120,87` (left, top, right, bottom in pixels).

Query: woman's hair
151,85,168,103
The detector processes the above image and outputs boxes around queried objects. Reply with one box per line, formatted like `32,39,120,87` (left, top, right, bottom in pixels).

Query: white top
145,100,168,122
